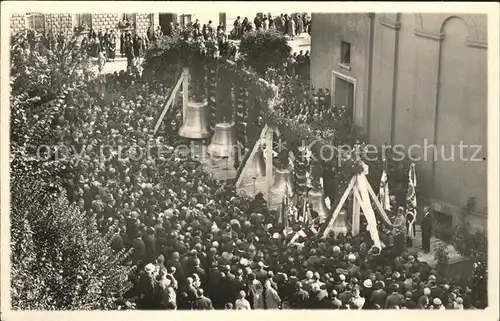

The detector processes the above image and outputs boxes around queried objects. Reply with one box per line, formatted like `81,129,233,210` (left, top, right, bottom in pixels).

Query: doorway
159,13,178,35
332,71,356,121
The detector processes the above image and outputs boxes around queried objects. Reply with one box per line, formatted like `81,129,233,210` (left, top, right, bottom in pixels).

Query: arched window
26,13,45,31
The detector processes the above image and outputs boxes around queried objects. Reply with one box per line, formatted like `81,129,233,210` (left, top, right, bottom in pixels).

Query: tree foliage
10,169,136,310
238,29,291,76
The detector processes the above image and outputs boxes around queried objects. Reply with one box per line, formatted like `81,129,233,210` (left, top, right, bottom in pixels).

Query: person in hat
235,290,251,310
289,281,309,309
330,289,342,309
349,285,365,309
369,281,387,308
361,279,374,308
433,297,445,310
254,261,269,282
421,206,433,253
192,288,214,310
261,279,281,309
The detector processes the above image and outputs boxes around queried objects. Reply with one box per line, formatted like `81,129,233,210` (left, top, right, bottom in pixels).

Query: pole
182,67,189,123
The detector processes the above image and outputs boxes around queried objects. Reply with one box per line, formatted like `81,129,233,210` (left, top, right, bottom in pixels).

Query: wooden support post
360,174,393,226
265,126,274,207
182,67,190,123
322,176,356,238
352,185,360,236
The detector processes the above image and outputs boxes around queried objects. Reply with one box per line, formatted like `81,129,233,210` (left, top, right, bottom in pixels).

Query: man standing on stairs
420,206,433,253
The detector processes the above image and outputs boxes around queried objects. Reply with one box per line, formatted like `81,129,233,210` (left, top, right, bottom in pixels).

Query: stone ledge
413,28,444,41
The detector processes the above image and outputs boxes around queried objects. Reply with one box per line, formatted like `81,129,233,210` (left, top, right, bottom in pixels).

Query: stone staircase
409,225,464,267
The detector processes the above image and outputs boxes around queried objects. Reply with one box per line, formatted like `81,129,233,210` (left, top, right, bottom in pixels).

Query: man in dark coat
192,288,214,310
132,231,146,265
289,281,309,309
144,227,157,263
420,206,433,253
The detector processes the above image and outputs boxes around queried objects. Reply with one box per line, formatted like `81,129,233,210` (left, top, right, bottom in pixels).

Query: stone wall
44,14,73,33
11,14,26,34
91,13,120,33
135,13,152,37
311,13,488,226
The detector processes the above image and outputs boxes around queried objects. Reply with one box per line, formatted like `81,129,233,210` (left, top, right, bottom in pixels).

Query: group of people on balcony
230,13,311,40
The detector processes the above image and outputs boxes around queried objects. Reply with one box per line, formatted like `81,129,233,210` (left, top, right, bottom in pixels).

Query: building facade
10,13,160,37
310,13,487,231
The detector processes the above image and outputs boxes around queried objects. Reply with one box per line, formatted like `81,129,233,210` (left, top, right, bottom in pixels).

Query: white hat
240,258,249,266
363,279,373,288
266,223,273,230
272,233,280,239
144,263,155,273
348,254,356,262
433,298,442,305
339,274,346,281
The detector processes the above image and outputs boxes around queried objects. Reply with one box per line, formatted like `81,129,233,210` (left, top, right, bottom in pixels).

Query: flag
406,163,417,238
289,229,307,246
302,197,307,224
279,192,289,226
307,205,318,235
379,169,391,212
406,163,417,210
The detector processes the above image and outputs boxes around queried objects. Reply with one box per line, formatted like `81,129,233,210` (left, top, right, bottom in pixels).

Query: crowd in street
15,28,480,311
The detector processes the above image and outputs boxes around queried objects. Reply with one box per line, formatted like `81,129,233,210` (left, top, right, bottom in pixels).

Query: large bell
207,122,238,157
241,147,266,181
307,189,330,222
271,168,294,197
332,209,349,237
179,101,210,139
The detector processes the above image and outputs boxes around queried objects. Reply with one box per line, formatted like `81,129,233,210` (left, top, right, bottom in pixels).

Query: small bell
332,209,350,236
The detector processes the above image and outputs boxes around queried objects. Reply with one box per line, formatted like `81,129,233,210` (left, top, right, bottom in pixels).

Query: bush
238,29,291,76
10,170,136,310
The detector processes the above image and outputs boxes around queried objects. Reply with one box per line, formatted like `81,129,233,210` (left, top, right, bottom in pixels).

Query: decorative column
234,78,248,149
293,146,309,196
206,53,218,131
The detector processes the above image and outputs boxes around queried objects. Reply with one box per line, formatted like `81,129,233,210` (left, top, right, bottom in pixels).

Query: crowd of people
230,13,311,40
14,23,481,311
77,26,147,72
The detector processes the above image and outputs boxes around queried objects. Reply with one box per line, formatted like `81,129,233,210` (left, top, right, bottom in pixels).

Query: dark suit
289,288,310,309
420,212,433,252
192,296,214,310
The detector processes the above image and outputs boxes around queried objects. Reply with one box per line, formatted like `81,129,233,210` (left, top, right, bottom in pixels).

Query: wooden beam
235,124,268,188
182,67,190,123
360,174,394,226
265,126,274,206
352,184,361,236
352,181,382,250
322,175,356,238
153,73,184,135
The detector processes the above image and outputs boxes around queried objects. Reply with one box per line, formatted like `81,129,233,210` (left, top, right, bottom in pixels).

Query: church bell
179,101,211,139
271,168,294,197
207,122,238,157
307,189,330,223
332,209,349,237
